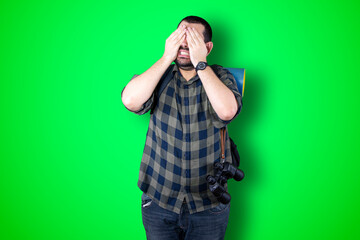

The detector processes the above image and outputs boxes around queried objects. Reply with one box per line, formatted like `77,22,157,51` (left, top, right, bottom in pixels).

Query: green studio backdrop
1,0,360,239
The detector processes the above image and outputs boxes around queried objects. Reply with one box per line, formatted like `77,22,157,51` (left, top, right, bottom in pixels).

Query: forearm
198,67,238,121
121,56,173,111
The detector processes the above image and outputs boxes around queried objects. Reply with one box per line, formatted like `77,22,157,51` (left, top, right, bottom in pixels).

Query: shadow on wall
207,22,267,239
207,20,233,66
227,70,265,240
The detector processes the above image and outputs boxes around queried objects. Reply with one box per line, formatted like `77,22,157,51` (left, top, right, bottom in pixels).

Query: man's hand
162,25,186,62
186,27,208,67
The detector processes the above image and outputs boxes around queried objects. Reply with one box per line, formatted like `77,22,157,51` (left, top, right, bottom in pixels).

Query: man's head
178,16,212,42
175,16,213,71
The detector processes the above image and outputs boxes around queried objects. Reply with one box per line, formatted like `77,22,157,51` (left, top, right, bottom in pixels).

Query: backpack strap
150,64,175,115
220,127,241,167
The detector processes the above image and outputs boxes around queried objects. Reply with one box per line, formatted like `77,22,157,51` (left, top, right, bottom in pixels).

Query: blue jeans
141,193,230,240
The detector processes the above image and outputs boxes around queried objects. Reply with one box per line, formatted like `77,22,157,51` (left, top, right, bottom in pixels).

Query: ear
206,42,214,56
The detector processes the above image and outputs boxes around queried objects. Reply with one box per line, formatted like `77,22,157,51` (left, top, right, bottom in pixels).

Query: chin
175,58,194,71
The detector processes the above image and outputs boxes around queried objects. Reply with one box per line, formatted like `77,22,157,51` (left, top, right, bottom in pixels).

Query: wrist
161,55,174,65
193,58,207,67
195,60,208,72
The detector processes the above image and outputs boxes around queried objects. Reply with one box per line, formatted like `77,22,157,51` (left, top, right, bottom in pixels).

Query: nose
180,37,188,48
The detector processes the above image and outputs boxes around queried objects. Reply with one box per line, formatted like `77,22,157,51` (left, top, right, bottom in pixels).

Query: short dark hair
177,16,212,43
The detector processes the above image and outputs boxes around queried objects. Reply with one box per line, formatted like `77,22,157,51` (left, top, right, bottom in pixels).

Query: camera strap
220,127,226,164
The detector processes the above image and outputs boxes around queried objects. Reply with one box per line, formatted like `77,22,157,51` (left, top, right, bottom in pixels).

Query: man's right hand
122,26,186,113
162,25,186,62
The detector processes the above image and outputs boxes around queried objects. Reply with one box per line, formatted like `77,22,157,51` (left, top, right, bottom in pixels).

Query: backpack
150,64,245,168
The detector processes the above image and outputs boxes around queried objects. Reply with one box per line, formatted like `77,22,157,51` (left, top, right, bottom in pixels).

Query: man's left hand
186,27,208,67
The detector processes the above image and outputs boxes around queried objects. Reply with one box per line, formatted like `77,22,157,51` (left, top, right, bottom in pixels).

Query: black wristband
195,61,208,72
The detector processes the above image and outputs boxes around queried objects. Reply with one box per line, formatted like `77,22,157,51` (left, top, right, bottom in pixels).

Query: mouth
178,49,190,58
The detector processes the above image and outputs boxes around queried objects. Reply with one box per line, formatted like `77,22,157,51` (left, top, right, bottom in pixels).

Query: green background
1,0,359,239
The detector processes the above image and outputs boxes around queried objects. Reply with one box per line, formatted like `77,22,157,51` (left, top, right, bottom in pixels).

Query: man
121,16,242,240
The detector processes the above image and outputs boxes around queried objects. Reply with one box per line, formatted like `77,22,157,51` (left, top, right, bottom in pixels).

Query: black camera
206,162,244,204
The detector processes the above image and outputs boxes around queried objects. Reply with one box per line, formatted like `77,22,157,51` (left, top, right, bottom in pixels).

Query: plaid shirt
122,64,242,214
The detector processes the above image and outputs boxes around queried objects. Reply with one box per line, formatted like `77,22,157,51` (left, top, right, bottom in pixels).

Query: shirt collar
172,64,200,86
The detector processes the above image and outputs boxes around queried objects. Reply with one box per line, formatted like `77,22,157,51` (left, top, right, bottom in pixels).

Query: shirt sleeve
208,65,243,129
121,74,155,115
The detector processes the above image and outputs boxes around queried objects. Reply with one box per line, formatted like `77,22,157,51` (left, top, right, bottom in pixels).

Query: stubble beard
174,57,194,71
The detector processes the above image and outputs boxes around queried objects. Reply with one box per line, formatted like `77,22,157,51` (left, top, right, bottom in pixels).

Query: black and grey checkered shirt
122,64,242,214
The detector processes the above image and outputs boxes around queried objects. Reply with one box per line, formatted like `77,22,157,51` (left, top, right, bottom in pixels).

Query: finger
192,27,204,42
174,29,185,41
185,30,192,45
188,28,198,43
169,29,180,39
187,28,197,45
172,25,186,37
169,27,181,37
176,34,186,45
187,34,195,49
176,31,186,42
178,23,187,29
170,26,186,40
